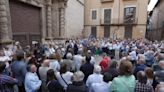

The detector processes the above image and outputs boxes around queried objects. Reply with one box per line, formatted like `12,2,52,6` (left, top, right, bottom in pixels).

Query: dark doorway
91,27,97,38
10,0,41,47
104,26,110,38
125,26,133,39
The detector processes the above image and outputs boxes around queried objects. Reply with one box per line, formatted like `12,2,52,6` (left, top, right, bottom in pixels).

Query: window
162,21,164,28
104,26,110,38
92,10,97,20
91,27,97,38
124,7,136,23
104,9,111,24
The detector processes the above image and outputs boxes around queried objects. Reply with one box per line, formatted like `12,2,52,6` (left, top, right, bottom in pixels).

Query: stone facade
65,0,84,38
0,0,12,44
0,0,68,48
84,0,148,39
147,0,164,40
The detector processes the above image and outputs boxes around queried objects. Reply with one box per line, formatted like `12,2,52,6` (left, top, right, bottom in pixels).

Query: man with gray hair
86,65,103,91
155,60,164,82
67,71,88,92
39,59,50,92
62,52,74,71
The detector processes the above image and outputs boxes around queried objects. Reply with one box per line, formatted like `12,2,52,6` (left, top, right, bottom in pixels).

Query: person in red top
99,53,110,71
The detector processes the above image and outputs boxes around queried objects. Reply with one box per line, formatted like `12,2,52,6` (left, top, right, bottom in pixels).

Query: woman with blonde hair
110,60,135,92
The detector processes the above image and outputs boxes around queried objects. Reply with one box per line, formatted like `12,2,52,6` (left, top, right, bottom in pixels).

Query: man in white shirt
25,64,42,92
129,48,137,65
73,51,83,71
86,65,103,91
49,44,55,55
90,72,112,92
3,47,13,58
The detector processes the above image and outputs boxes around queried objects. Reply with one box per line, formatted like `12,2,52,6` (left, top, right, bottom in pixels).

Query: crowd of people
0,38,164,92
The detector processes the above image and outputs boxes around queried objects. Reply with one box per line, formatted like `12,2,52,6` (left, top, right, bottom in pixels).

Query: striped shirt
0,74,18,92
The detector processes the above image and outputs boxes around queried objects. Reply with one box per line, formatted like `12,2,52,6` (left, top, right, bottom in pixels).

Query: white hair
73,71,84,82
66,53,72,59
94,65,101,74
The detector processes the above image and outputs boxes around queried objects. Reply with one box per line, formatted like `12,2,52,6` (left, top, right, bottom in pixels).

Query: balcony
100,18,138,26
101,0,114,3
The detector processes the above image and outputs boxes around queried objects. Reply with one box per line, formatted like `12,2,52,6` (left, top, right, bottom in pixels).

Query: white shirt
90,56,96,65
4,50,13,57
108,43,113,50
86,73,103,88
113,44,117,50
49,47,55,54
147,79,153,86
49,60,60,71
55,72,66,89
90,82,111,92
25,72,42,92
129,51,137,61
73,55,83,71
0,56,11,61
62,71,73,84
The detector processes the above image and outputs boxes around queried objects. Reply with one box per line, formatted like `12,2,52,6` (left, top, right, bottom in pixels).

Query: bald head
42,59,50,67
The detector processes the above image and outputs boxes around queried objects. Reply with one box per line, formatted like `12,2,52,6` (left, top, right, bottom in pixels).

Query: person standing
74,51,83,71
47,69,64,92
0,62,18,92
25,64,42,92
99,53,110,71
11,51,27,92
39,59,50,92
90,72,112,92
135,71,154,92
86,65,103,91
80,56,94,82
110,60,136,92
67,71,88,92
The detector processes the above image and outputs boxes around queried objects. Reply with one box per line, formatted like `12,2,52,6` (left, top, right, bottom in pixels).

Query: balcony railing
100,18,138,26
101,0,114,3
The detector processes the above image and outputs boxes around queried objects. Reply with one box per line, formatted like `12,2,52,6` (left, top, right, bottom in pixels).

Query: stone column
0,0,12,49
59,2,66,38
46,0,52,39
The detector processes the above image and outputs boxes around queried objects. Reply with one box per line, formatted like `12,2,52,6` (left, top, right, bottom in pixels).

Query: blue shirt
25,72,42,92
11,61,27,86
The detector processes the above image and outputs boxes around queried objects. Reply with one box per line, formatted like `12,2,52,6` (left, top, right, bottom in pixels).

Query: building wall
150,0,164,30
0,0,12,44
0,0,69,47
84,0,148,39
147,0,164,40
65,0,84,38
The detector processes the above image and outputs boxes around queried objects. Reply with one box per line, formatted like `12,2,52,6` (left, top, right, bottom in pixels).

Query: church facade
0,0,84,48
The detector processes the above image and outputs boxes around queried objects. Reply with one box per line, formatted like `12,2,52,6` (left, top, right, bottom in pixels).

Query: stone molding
18,0,43,7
